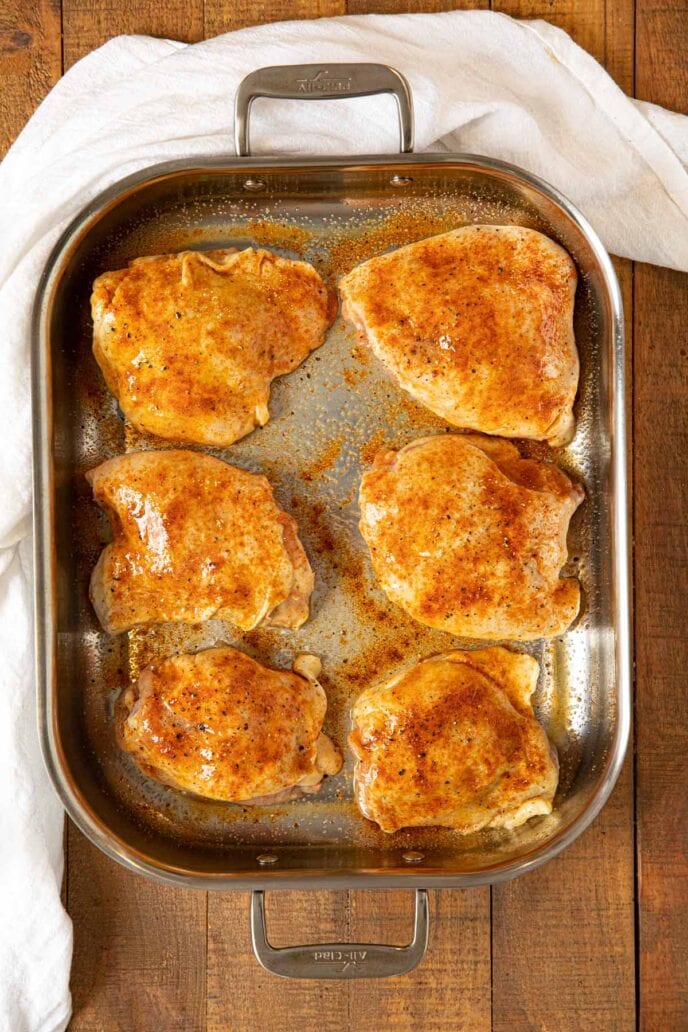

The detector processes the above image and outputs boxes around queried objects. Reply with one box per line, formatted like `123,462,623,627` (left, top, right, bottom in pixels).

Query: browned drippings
323,206,467,278
299,435,344,482
359,428,396,466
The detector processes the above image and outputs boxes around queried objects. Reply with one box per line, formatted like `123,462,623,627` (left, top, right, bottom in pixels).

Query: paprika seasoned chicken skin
349,648,558,834
121,648,342,804
359,434,583,641
88,450,313,635
92,247,336,447
339,226,578,446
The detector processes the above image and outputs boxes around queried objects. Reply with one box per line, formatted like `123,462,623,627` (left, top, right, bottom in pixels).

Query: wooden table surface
3,1,687,1030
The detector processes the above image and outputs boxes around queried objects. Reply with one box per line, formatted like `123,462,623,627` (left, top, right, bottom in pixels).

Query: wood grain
208,888,490,1032
347,889,491,1032
205,0,345,36
62,0,203,69
68,825,207,1031
0,0,61,156
635,9,688,1026
346,0,487,12
492,766,636,1032
634,258,688,1030
208,890,350,1031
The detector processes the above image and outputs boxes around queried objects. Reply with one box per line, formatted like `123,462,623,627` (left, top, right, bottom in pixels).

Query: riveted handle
234,63,414,157
250,889,429,979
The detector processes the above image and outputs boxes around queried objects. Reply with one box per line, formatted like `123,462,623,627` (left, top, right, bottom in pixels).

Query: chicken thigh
339,226,578,446
359,433,583,641
121,648,342,804
92,247,335,446
349,647,558,834
88,449,313,634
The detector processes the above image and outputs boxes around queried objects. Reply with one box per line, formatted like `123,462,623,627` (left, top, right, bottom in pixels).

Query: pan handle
234,63,414,157
250,888,429,979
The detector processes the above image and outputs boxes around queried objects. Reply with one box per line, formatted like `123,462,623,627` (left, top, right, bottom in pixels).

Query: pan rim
32,150,630,890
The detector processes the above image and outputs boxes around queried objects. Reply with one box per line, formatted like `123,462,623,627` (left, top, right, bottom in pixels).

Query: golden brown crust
91,248,335,446
358,433,583,641
349,647,558,834
88,449,313,635
339,226,578,446
121,646,342,803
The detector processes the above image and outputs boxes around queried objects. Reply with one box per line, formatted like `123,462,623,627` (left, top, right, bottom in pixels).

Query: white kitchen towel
0,10,686,1030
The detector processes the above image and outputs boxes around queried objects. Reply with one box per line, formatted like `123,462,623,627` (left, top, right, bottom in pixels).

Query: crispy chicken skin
88,449,313,635
359,434,583,641
339,226,578,446
91,248,336,446
349,648,558,834
121,648,342,804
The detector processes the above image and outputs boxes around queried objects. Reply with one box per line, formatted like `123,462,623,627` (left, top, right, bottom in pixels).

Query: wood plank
347,889,491,1032
208,887,490,1032
489,3,637,1030
636,0,688,113
0,0,62,157
634,256,688,1028
207,890,350,1031
346,0,487,12
634,9,688,1026
68,823,207,1031
62,0,203,69
634,262,688,1031
492,764,636,1032
205,0,345,36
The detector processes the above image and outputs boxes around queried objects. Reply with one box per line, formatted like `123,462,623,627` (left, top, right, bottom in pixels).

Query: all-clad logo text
312,950,368,968
296,69,353,94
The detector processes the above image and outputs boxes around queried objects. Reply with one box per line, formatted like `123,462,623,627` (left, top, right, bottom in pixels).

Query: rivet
401,850,425,863
390,175,413,186
244,179,266,192
256,853,279,865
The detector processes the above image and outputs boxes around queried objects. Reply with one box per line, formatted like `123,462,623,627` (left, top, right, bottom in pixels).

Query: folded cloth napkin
1,10,686,1030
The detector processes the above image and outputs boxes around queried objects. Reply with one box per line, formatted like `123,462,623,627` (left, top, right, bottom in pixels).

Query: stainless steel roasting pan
32,64,630,979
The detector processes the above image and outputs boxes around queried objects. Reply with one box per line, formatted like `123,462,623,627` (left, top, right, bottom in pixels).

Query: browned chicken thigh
92,247,336,446
88,450,313,634
121,648,342,804
350,647,558,834
359,434,583,641
339,226,578,446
